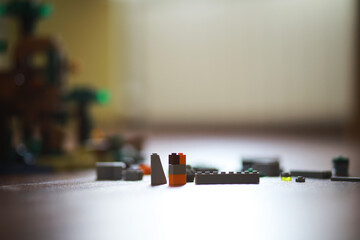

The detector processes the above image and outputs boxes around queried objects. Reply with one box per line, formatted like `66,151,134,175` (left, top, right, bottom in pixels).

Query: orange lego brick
139,164,151,175
169,174,186,186
179,153,186,165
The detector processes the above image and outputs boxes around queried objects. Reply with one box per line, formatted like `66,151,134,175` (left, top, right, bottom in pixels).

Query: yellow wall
38,0,123,126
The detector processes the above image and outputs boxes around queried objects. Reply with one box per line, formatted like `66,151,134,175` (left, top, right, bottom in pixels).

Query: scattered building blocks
290,170,331,179
281,172,291,181
151,153,167,186
296,176,305,183
169,153,187,186
195,170,259,185
332,156,349,177
186,165,195,182
331,177,360,182
123,169,144,181
96,162,124,180
241,156,281,176
139,164,151,175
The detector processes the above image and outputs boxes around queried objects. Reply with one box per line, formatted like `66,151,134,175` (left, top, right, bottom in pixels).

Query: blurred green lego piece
97,89,111,105
38,3,53,18
0,1,53,19
0,4,7,16
0,39,7,53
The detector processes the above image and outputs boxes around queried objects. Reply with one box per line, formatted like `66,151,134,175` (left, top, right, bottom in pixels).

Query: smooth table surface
1,131,360,240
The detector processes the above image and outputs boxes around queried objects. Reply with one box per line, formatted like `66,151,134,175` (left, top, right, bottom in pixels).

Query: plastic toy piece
195,171,259,185
296,176,305,183
123,169,144,181
281,172,291,181
169,153,179,165
290,170,331,179
242,156,281,176
169,174,187,186
179,153,186,165
168,153,186,186
169,164,187,175
139,164,151,175
332,156,349,177
96,162,123,180
151,153,167,186
331,176,360,182
186,165,195,182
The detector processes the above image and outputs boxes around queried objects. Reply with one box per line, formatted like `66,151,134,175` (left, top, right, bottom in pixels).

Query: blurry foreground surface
0,130,359,240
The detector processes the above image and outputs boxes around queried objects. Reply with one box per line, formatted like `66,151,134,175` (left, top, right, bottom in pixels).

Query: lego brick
139,164,151,175
290,170,331,179
332,156,349,177
123,169,144,181
151,153,167,186
186,173,195,182
96,162,123,180
296,176,305,182
169,174,186,186
179,153,186,165
242,157,281,176
169,164,186,175
331,176,360,182
281,172,291,181
186,165,195,182
169,153,179,165
195,171,259,185
192,166,219,172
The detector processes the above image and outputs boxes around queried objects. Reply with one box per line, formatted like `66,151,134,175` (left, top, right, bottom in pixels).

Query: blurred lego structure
0,0,138,172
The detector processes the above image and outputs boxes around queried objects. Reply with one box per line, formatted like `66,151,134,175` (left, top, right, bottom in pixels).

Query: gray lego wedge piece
195,171,259,185
123,169,144,181
169,164,186,175
242,157,281,176
151,153,167,186
331,176,360,182
290,170,331,179
96,162,123,180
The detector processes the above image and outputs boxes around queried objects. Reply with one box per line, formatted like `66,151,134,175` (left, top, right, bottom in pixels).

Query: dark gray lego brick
168,164,186,175
123,169,144,181
195,171,259,185
151,153,167,186
96,162,124,180
242,157,281,176
331,176,360,182
290,170,332,179
296,176,305,182
169,153,180,165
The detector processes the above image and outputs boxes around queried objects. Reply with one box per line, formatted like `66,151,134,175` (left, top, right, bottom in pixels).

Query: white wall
114,0,356,126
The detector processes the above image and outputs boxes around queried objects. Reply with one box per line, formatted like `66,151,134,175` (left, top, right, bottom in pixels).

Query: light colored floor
0,131,359,240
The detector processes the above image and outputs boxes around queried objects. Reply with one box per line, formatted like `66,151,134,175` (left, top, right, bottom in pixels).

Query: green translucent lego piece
39,4,53,18
0,40,7,53
0,4,7,16
332,156,349,163
97,89,111,105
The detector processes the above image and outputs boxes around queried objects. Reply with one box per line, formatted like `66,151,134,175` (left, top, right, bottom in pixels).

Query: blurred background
1,0,357,129
0,0,359,172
